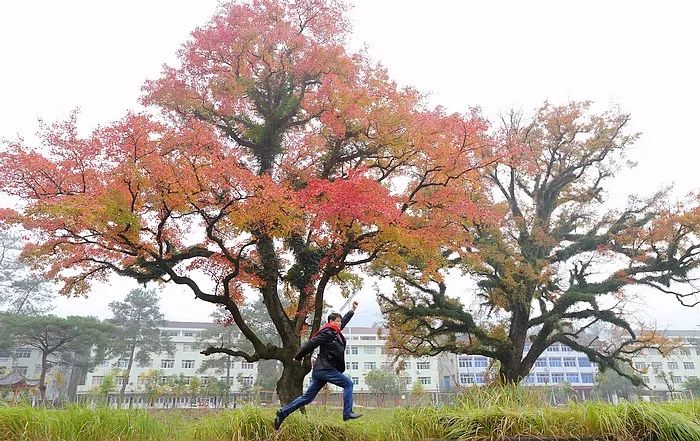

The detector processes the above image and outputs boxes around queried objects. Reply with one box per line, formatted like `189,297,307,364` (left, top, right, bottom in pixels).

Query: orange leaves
300,170,402,236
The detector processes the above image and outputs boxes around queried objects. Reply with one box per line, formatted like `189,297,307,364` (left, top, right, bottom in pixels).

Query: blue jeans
279,369,354,418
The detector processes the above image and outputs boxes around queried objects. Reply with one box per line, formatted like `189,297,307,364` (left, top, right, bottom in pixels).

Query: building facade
630,330,700,397
76,321,259,406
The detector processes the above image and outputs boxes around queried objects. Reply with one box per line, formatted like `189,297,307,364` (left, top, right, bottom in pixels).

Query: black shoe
274,410,285,430
343,412,362,421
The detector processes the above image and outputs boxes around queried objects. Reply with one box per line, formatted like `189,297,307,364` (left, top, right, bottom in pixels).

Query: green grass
1,392,700,441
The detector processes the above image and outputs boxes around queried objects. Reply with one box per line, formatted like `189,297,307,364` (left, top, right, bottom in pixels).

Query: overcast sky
0,1,698,329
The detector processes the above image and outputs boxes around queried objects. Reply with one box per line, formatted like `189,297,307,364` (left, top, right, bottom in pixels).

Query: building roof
343,326,384,335
0,370,39,388
163,321,217,329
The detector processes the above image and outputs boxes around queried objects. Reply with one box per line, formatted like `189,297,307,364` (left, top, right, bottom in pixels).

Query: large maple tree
380,102,700,385
0,0,491,402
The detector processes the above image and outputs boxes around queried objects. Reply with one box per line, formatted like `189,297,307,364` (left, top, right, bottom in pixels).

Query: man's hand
351,301,358,311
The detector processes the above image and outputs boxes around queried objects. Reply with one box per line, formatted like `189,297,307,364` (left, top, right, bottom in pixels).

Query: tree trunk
38,352,48,405
276,361,310,405
118,344,136,409
224,355,231,408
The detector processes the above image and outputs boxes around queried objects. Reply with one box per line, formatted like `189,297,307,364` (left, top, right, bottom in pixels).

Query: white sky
0,1,698,329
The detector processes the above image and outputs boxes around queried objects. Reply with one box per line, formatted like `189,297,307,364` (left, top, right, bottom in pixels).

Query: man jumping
274,301,362,430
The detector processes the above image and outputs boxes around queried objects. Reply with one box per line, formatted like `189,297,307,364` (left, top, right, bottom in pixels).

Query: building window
351,347,358,355
92,376,103,385
684,362,695,370
563,357,577,367
181,344,193,352
667,362,679,370
0,351,9,359
381,362,393,370
15,350,31,359
458,357,472,368
117,358,129,368
364,346,376,355
161,359,174,369
351,377,359,385
346,362,350,370
240,376,253,386
672,375,683,384
547,344,560,352
561,345,573,352
678,348,691,356
551,373,564,384
360,336,376,341
577,358,591,368
566,373,579,384
581,374,594,384
116,377,127,386
549,358,562,368
523,344,531,353
162,330,180,337
182,360,195,369
16,366,28,376
241,362,254,370
535,359,547,367
651,362,662,370
364,362,377,370
475,375,485,384
183,331,195,337
403,377,412,385
380,347,387,355
418,377,431,385
641,376,649,384
536,373,549,384
416,361,430,370
473,357,488,368
635,362,647,370
351,362,358,370
459,373,472,385
401,362,411,370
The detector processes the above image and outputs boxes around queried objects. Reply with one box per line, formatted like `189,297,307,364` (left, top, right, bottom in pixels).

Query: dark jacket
294,310,354,372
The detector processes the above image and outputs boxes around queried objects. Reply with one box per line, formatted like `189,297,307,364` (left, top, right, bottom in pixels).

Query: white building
77,321,258,406
630,330,700,396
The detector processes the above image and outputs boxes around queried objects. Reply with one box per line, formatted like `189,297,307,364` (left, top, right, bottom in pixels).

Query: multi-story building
76,321,258,406
450,342,598,393
630,330,700,397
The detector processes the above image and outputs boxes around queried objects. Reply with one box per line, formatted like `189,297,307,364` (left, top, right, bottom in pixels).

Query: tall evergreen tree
107,288,175,408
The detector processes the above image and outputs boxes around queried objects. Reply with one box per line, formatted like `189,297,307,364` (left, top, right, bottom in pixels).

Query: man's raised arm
341,301,359,330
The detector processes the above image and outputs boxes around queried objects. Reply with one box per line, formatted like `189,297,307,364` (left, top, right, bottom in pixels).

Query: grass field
2,389,699,441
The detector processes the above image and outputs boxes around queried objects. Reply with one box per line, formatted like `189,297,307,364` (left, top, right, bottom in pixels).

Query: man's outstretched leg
323,370,362,421
275,376,325,430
